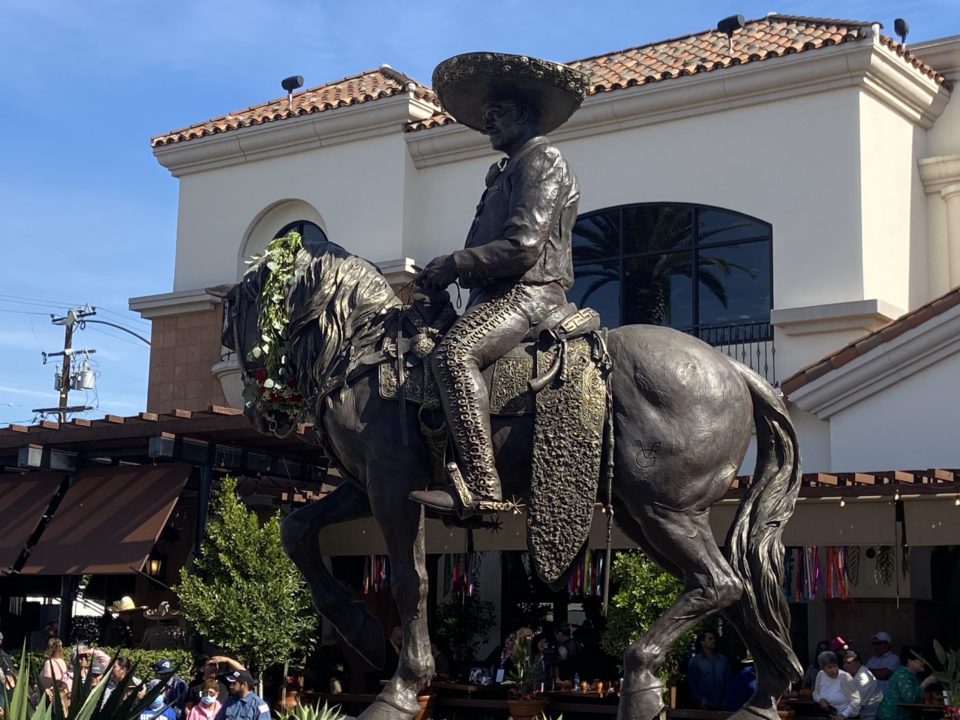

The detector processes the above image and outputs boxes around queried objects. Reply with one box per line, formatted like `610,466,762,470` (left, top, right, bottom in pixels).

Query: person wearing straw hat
142,602,186,651
409,51,588,518
104,596,144,647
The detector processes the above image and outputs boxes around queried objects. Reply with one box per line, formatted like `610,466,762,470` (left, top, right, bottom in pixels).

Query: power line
0,294,152,329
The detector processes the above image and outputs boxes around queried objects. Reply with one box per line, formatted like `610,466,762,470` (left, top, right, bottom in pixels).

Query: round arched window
275,220,328,244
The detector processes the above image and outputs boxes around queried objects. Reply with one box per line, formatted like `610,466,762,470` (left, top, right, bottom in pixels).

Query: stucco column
943,183,960,288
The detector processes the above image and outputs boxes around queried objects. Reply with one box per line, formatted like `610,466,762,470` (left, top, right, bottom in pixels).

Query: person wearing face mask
187,681,222,720
141,680,177,720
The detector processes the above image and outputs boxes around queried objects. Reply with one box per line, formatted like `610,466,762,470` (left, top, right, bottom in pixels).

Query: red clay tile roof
153,16,950,144
407,14,950,132
780,286,960,397
152,66,439,147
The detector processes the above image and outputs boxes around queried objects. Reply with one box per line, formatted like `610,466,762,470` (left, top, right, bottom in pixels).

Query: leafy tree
600,550,695,683
177,477,316,683
436,594,495,672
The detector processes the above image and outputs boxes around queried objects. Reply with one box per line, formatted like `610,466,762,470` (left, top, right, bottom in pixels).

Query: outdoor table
547,690,620,716
897,702,947,720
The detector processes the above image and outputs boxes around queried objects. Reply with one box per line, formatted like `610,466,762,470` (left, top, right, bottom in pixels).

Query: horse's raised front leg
358,479,434,720
279,483,386,670
617,501,743,720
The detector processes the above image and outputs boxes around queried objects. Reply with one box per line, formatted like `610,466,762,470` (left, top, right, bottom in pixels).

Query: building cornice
788,302,960,418
910,35,960,80
154,92,438,178
772,298,904,336
406,39,950,169
129,288,222,319
918,153,960,194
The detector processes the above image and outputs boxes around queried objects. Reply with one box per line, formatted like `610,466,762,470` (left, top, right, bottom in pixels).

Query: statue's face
481,100,532,153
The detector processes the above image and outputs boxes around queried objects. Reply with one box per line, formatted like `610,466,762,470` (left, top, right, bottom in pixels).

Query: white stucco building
131,15,960,656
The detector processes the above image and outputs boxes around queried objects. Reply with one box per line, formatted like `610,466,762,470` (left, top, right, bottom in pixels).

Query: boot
409,462,504,518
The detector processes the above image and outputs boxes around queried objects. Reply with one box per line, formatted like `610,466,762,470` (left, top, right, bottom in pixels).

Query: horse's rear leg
279,483,385,669
618,502,742,720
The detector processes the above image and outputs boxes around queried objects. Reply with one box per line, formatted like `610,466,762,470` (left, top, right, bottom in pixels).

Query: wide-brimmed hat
144,601,182,621
108,596,144,613
432,52,588,135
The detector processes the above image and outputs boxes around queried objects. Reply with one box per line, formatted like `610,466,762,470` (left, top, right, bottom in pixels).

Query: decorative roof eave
786,298,960,419
154,91,439,178
406,37,950,169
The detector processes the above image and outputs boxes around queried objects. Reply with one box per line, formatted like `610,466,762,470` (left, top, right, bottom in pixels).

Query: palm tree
572,205,757,329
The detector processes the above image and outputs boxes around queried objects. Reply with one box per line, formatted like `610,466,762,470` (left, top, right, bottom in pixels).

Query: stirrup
446,462,522,518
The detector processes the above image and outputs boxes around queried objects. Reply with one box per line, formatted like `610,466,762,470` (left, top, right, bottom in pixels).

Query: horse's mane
286,240,402,403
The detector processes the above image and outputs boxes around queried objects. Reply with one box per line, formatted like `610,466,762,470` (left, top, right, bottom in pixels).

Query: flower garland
241,231,306,421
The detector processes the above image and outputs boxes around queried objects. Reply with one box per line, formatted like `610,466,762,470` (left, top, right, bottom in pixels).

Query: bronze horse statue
222,237,802,720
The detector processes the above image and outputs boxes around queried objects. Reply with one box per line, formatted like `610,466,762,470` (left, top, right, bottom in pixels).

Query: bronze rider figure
409,53,588,517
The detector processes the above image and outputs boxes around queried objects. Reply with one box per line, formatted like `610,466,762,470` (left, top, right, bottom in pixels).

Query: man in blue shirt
687,630,732,710
153,659,188,719
214,670,270,720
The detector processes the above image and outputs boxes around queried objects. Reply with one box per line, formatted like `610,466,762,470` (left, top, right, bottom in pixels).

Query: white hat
108,596,144,613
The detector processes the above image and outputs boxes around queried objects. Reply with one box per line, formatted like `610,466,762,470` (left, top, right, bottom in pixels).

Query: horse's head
221,263,301,437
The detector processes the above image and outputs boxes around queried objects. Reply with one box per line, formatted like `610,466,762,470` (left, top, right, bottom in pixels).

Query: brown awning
20,463,191,575
0,472,65,572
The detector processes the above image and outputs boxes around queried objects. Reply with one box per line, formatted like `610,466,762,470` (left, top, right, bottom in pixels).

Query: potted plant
505,631,549,720
918,640,960,719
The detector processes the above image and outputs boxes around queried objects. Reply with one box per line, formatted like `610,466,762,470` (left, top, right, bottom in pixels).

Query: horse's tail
724,363,803,688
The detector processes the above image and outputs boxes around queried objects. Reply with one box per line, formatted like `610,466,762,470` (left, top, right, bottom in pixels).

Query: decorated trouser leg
409,282,565,515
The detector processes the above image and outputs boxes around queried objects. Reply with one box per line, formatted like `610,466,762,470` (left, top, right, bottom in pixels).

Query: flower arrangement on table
506,628,544,700
241,231,306,424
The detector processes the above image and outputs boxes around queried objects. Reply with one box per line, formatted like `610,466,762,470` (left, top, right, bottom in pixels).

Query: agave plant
275,700,345,720
1,645,168,720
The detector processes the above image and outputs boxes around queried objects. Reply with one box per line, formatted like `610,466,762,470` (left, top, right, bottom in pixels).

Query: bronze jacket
452,136,580,291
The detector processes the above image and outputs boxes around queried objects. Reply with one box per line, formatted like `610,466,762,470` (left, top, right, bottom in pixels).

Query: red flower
254,368,268,382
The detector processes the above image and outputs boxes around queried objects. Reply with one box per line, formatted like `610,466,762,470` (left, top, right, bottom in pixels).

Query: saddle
376,288,612,584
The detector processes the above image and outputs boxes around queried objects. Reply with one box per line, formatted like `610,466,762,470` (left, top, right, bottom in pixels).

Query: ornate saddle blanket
377,292,611,584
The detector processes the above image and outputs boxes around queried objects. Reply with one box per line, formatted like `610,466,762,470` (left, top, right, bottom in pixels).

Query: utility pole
35,306,97,423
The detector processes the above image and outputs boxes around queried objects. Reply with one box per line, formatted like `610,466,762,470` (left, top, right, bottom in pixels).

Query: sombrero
432,52,588,135
143,601,182,621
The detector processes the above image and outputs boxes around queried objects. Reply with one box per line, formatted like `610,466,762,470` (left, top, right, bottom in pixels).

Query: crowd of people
0,625,272,720
684,628,941,720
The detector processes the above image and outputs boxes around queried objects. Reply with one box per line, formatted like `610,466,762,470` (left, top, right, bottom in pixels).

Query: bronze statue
222,52,803,720
409,54,585,518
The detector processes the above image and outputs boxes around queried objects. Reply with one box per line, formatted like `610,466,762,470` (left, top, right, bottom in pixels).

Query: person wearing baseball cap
865,631,900,693
153,659,188,719
214,669,269,720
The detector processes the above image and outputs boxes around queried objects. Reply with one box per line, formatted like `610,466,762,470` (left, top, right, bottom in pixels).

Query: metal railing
686,321,777,386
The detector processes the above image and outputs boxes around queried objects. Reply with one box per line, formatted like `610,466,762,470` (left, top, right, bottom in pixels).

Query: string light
894,487,901,501
954,495,959,507
840,498,846,508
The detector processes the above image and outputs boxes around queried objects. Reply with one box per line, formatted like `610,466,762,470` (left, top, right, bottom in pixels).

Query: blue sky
1,0,957,426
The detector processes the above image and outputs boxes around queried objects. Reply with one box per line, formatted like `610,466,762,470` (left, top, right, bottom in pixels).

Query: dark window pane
622,206,693,255
275,220,328,244
573,211,621,264
570,262,620,328
697,209,768,246
697,241,771,326
622,253,693,328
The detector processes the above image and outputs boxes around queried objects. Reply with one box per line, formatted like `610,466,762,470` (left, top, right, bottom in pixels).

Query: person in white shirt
865,631,901,694
842,650,883,720
813,651,861,720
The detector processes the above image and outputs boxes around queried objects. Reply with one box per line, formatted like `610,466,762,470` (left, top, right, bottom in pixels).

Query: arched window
570,203,772,345
275,220,328,244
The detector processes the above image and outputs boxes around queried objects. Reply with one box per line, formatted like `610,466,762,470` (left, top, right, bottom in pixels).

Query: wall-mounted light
146,552,165,578
840,497,846,508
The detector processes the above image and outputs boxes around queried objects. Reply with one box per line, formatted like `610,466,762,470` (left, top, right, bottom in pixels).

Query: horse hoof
357,698,416,720
617,686,664,720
